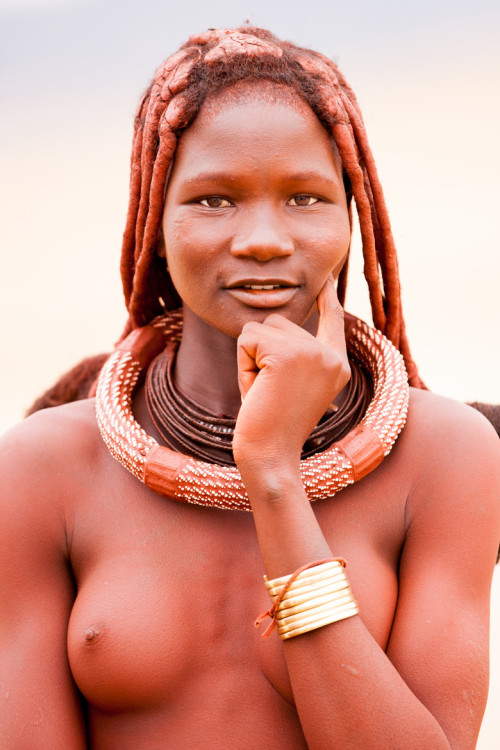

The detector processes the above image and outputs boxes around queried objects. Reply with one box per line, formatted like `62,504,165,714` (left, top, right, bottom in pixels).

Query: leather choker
145,344,372,467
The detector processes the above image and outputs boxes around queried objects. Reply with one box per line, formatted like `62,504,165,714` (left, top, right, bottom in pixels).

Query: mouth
226,278,299,290
225,280,299,308
239,284,288,290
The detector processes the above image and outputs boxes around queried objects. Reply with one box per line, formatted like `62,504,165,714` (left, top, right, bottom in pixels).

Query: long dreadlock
29,26,426,416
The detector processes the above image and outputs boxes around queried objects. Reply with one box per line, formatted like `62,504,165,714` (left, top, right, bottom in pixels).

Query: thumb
316,275,346,352
237,338,259,401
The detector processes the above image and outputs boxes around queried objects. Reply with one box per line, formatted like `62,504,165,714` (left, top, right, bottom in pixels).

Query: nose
230,207,294,261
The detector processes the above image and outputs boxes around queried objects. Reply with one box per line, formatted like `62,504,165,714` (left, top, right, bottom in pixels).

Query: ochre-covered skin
3,389,499,749
2,27,500,750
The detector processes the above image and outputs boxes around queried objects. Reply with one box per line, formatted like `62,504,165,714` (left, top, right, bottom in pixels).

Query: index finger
315,274,346,351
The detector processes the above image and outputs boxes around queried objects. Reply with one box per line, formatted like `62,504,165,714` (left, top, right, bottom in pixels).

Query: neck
174,306,241,416
173,305,320,417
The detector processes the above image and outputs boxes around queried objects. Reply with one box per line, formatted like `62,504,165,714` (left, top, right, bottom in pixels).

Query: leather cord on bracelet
254,557,348,638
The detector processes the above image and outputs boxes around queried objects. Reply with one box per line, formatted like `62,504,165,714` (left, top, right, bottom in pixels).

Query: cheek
311,221,351,274
301,205,351,256
332,207,351,244
329,214,351,268
332,254,348,279
164,237,218,302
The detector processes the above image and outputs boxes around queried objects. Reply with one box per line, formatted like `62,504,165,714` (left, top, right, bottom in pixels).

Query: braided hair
28,26,426,415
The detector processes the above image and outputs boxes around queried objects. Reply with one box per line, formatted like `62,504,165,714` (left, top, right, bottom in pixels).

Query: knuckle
241,321,257,333
340,363,351,387
332,302,345,322
317,345,338,367
263,313,285,327
317,346,350,381
239,321,259,338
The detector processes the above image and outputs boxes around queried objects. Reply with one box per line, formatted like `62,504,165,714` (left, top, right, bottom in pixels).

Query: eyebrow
179,170,342,188
178,172,238,188
283,171,342,185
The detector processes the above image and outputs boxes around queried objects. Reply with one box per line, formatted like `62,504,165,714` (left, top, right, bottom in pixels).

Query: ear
155,227,167,259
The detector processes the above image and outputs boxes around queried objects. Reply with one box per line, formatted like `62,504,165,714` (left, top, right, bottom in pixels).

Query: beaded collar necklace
96,311,409,511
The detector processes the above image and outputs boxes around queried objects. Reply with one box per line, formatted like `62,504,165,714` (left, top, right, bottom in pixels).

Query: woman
1,27,499,749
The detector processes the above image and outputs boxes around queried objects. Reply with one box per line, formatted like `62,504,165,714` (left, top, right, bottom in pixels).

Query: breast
66,475,403,716
68,551,398,718
67,535,277,713
68,563,194,711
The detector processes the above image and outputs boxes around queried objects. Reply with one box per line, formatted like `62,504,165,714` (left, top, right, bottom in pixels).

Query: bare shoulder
2,398,100,466
0,399,102,535
401,388,500,563
402,386,499,464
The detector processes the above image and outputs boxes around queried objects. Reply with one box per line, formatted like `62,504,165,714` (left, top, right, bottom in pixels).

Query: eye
288,195,320,207
199,197,233,208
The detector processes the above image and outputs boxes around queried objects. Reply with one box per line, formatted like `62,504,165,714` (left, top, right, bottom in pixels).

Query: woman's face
161,87,350,339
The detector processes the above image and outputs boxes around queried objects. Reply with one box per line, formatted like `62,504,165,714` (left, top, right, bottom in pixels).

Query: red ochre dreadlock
28,26,426,417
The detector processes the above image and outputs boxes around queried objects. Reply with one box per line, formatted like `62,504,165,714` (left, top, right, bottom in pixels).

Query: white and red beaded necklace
95,311,409,511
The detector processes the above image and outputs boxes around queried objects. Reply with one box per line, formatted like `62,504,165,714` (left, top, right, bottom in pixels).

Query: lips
240,284,283,290
225,279,299,308
225,278,299,290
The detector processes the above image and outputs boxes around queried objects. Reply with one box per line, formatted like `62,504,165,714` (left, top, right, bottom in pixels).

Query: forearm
241,463,451,750
283,618,451,750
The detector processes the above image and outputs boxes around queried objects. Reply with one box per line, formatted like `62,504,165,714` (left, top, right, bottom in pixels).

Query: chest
66,461,405,713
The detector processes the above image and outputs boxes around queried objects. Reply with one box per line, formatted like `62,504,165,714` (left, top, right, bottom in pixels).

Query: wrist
234,435,301,471
236,457,303,504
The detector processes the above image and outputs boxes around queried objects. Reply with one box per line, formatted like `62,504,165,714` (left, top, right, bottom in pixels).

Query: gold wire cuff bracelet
255,558,359,640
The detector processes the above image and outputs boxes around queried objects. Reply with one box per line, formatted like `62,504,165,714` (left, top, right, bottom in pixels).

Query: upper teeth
244,285,281,290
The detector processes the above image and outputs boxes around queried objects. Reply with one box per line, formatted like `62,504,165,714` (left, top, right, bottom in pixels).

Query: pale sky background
1,0,499,746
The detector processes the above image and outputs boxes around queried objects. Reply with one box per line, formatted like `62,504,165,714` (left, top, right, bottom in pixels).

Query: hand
233,275,351,469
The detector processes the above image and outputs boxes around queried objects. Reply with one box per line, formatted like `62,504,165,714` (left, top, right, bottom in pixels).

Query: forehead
199,80,313,119
170,83,342,181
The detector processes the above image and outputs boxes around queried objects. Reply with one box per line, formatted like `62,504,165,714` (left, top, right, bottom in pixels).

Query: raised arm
0,415,87,749
233,278,500,749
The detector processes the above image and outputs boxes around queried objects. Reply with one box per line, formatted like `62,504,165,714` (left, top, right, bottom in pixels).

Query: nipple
84,627,101,643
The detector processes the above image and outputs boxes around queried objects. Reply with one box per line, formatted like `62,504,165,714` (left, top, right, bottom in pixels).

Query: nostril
230,234,294,260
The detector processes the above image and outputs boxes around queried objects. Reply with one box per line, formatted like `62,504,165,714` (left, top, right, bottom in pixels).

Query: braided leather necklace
145,345,372,466
96,311,409,511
